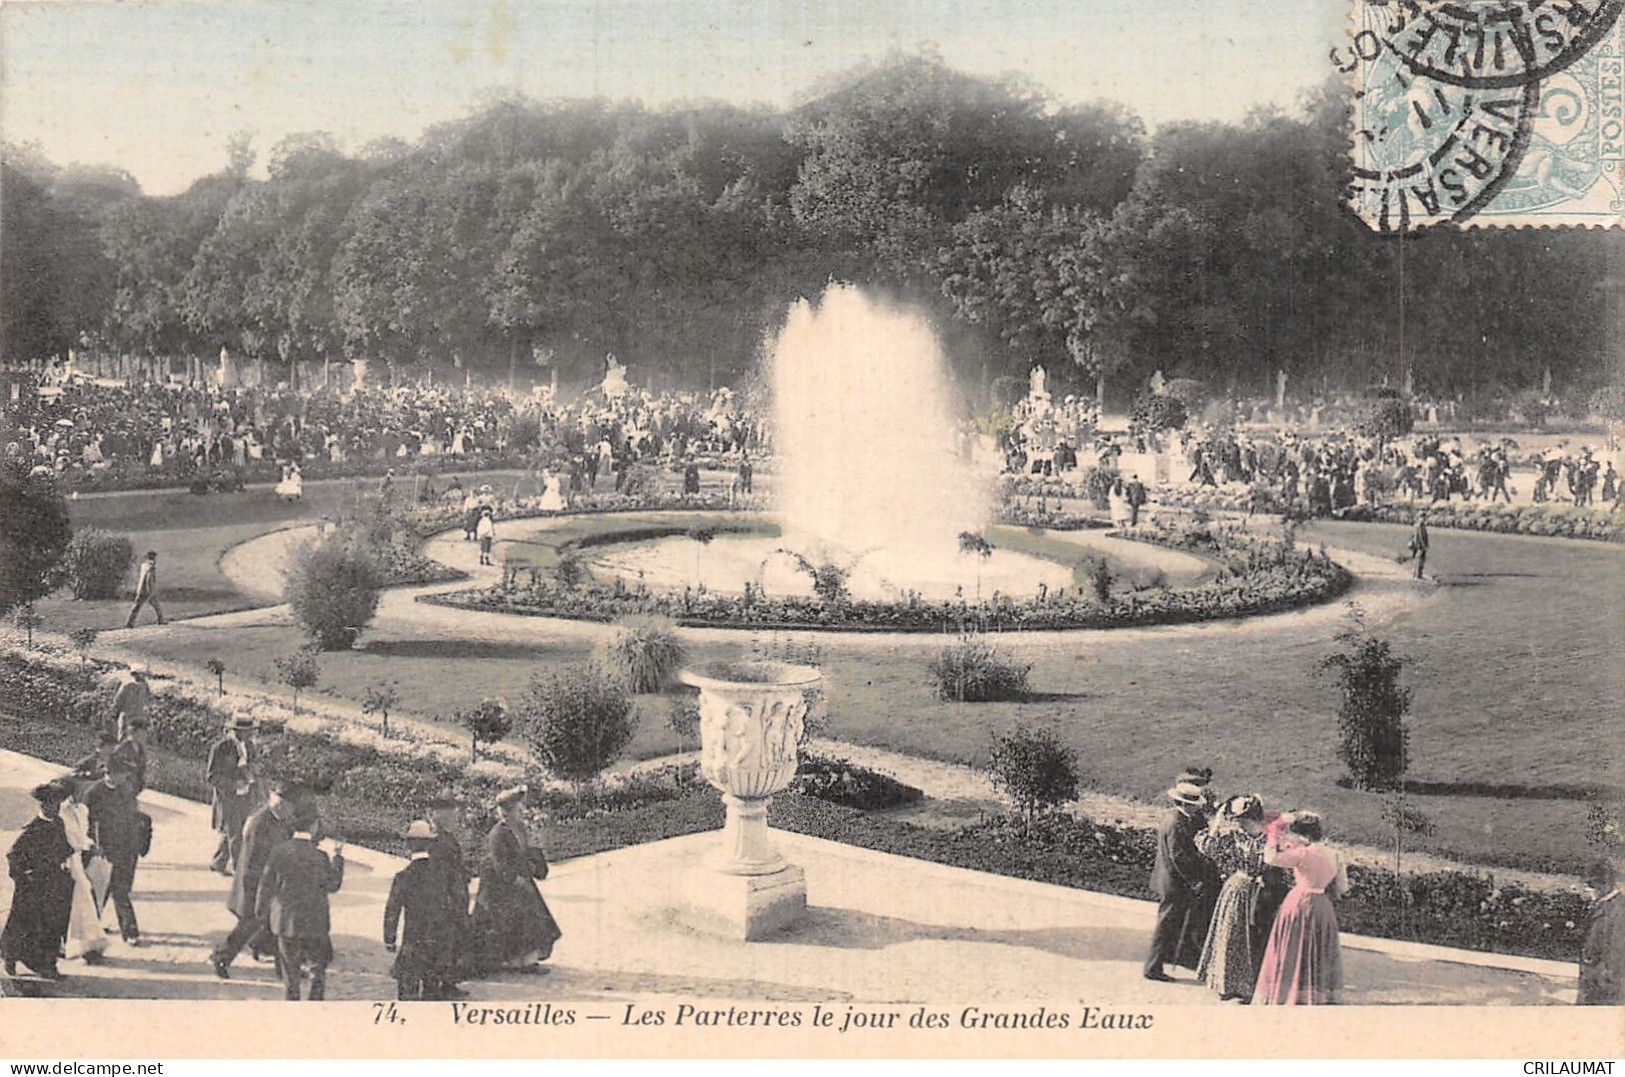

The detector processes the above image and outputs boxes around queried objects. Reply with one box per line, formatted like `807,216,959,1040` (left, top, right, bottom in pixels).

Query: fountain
590,285,1071,601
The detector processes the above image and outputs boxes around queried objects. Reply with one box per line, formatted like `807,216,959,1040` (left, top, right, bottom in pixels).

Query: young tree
987,725,1080,825
206,658,226,696
275,646,321,711
283,538,384,650
457,698,511,762
1320,606,1413,791
362,682,400,738
69,627,99,680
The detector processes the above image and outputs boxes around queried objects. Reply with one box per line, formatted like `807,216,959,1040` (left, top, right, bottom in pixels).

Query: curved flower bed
421,512,1352,632
1156,485,1624,542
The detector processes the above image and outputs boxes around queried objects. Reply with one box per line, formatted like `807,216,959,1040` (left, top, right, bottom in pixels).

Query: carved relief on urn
680,661,820,876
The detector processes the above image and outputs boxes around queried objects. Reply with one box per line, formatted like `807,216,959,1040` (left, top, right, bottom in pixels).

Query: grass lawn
34,472,536,635
53,476,1625,875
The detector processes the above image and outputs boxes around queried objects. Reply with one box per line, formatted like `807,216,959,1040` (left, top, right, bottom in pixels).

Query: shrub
1351,395,1413,440
516,663,639,791
1162,378,1208,411
0,462,72,615
58,529,134,600
284,537,384,649
1128,393,1188,439
1320,606,1412,791
792,755,924,811
456,697,511,762
987,725,1080,822
1078,466,1120,511
275,646,321,710
928,634,1031,702
595,614,688,693
1509,388,1550,429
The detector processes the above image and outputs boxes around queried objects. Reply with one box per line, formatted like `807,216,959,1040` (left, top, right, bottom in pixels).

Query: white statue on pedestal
1029,365,1048,401
600,354,629,399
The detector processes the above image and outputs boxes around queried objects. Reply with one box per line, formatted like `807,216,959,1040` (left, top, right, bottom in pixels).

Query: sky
0,0,1345,196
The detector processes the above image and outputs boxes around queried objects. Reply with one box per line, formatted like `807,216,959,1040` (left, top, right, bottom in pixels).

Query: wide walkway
0,747,1579,1005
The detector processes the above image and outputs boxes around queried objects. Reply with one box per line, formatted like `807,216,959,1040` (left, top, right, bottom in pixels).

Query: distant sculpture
600,354,629,399
1276,368,1288,408
1030,365,1048,400
1150,370,1166,396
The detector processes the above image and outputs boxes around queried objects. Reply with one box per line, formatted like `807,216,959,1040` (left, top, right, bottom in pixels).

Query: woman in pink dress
1253,812,1348,1005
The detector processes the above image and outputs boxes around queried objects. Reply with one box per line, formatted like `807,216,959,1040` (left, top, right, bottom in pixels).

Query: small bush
1128,393,1188,439
987,725,1080,822
59,529,134,600
275,646,321,710
595,614,688,693
928,635,1031,702
456,697,511,762
516,663,639,790
1351,395,1414,439
284,538,384,650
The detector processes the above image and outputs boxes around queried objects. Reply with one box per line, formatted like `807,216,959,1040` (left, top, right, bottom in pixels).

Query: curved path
111,509,1594,893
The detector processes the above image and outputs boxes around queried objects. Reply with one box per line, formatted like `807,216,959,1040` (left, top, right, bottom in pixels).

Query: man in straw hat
1144,780,1218,982
384,820,466,1000
207,716,259,874
2,781,76,979
212,778,310,979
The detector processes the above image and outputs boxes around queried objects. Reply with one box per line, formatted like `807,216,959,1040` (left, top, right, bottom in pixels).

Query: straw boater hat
495,785,528,808
404,819,434,840
1166,782,1207,807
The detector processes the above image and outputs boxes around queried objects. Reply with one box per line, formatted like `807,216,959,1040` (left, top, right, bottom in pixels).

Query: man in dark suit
207,717,258,874
1124,476,1148,528
255,801,344,1000
84,762,143,944
384,821,466,1000
1144,781,1216,982
212,779,307,979
1,782,75,979
1409,510,1430,580
427,795,473,997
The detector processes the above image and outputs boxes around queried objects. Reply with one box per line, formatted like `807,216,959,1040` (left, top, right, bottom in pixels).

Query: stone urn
676,660,821,937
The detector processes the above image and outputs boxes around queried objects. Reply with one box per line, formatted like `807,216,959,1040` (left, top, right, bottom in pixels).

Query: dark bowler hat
30,782,69,806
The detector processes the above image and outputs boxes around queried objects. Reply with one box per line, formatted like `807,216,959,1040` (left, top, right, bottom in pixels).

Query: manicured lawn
36,472,535,634
50,477,1625,875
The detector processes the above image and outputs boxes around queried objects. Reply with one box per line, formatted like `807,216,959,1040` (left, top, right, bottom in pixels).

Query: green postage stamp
1343,0,1624,230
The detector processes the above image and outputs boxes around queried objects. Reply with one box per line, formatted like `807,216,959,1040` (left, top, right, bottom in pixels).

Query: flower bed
1156,486,1624,543
0,641,1584,962
423,517,1351,632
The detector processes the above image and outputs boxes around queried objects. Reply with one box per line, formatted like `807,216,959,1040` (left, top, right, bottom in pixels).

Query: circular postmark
1379,0,1623,90
1348,51,1538,232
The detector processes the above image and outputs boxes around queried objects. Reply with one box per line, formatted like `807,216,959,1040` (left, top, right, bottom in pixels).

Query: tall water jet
769,285,990,576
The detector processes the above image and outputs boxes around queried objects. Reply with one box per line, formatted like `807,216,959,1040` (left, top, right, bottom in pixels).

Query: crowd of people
1,366,767,494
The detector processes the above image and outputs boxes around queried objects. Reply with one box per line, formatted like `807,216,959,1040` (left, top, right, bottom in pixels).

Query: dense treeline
3,56,1619,406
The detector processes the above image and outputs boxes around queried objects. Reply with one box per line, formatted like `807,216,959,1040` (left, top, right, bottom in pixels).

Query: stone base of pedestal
675,864,807,941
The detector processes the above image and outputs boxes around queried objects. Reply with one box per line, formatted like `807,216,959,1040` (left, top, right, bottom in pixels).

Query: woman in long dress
538,470,567,513
1253,812,1349,1005
1108,479,1131,530
1194,795,1271,1001
59,781,110,964
472,786,561,972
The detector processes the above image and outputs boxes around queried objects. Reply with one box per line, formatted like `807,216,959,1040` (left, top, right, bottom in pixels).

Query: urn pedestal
675,661,821,940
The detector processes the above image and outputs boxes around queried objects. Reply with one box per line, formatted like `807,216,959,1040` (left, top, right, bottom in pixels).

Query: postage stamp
1343,0,1625,230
